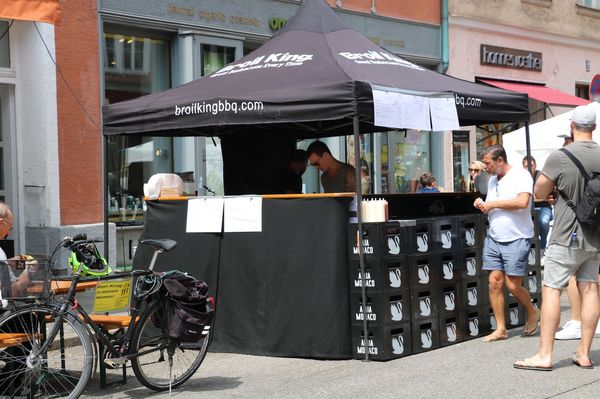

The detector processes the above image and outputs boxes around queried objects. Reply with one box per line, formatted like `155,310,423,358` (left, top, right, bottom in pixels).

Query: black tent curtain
101,0,532,360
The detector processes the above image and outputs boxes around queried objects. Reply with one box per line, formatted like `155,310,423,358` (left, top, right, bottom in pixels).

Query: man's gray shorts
543,244,600,289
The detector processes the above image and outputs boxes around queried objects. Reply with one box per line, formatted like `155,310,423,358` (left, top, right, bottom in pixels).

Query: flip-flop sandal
572,356,594,369
513,358,553,371
523,309,541,336
522,323,539,336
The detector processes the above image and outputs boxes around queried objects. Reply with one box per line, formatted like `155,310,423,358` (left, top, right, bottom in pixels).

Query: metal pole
353,115,369,361
524,121,534,209
98,8,109,261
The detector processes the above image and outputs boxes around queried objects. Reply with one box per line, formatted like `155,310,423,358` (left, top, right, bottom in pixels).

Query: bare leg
573,281,600,367
566,276,582,322
484,270,508,341
514,285,561,368
505,275,539,330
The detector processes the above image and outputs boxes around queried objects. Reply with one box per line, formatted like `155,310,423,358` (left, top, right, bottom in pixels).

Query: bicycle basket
1,254,51,301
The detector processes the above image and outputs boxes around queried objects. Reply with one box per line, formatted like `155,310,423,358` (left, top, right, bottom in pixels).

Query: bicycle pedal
104,357,127,368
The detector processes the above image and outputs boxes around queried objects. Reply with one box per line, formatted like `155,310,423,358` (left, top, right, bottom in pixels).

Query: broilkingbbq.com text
175,100,264,116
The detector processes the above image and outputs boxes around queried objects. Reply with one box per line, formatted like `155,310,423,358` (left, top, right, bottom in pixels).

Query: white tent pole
524,121,533,208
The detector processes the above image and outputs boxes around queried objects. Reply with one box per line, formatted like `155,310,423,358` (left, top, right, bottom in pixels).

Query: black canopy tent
104,1,528,138
102,0,531,359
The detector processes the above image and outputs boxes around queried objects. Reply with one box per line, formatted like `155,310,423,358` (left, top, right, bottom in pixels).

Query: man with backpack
514,103,600,371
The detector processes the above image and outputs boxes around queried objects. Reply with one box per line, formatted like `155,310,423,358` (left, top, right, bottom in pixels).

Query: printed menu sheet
186,197,224,233
372,88,431,131
224,196,262,232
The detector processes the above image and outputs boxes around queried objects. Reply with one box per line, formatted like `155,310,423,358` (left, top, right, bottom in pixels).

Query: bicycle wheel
130,300,210,391
0,305,93,398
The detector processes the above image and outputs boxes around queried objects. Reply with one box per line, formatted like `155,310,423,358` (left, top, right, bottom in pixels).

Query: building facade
0,0,443,267
446,0,600,189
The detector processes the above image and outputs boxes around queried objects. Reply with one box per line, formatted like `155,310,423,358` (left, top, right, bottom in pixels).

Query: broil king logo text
211,53,313,77
338,50,423,70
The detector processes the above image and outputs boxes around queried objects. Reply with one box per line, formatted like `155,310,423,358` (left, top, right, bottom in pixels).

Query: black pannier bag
161,272,214,342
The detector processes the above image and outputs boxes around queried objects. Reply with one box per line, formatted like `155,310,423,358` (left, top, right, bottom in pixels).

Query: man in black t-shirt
271,149,308,194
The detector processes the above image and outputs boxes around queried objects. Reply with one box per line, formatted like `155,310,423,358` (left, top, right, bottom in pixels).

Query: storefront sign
101,0,439,58
480,44,542,71
269,17,287,31
452,131,469,142
590,74,600,101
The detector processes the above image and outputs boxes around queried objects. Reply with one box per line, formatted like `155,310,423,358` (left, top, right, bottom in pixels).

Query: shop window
452,131,469,192
388,130,431,193
199,44,237,196
0,21,9,69
103,28,172,220
346,134,374,195
575,83,590,100
579,0,600,9
201,44,235,76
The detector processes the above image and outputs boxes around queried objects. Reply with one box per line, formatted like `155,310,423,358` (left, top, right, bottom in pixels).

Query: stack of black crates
348,213,490,361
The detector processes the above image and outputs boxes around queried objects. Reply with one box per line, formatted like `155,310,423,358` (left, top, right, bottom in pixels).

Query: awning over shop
0,0,61,25
479,79,589,106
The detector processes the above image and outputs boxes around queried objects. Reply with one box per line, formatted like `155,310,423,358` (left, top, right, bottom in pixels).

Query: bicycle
0,234,215,398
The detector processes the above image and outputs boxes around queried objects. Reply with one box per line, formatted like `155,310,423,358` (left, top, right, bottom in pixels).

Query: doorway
0,83,16,257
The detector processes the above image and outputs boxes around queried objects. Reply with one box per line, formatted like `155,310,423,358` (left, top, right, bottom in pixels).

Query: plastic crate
407,254,437,289
413,219,434,255
409,287,439,321
437,252,460,283
525,268,542,295
350,290,411,326
351,324,412,361
438,282,460,316
527,241,541,268
348,256,410,293
461,249,482,279
462,310,488,340
457,214,484,252
432,218,459,253
460,278,482,312
411,317,440,354
506,301,525,328
439,312,464,347
348,220,416,259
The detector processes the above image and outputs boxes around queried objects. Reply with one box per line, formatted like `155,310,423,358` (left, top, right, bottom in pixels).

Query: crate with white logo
351,324,412,361
348,256,410,294
347,220,416,259
350,290,411,327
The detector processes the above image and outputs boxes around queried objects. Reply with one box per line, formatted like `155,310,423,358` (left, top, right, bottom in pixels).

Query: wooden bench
87,314,133,330
0,333,33,348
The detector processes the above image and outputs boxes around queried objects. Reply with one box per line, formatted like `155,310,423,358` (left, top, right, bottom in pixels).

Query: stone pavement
81,293,600,399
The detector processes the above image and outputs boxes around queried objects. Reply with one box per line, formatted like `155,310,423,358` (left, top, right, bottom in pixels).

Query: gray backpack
558,148,600,227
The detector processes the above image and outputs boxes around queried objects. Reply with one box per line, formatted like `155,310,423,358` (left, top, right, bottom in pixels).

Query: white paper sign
224,196,262,233
186,197,224,233
373,89,431,131
430,97,460,131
